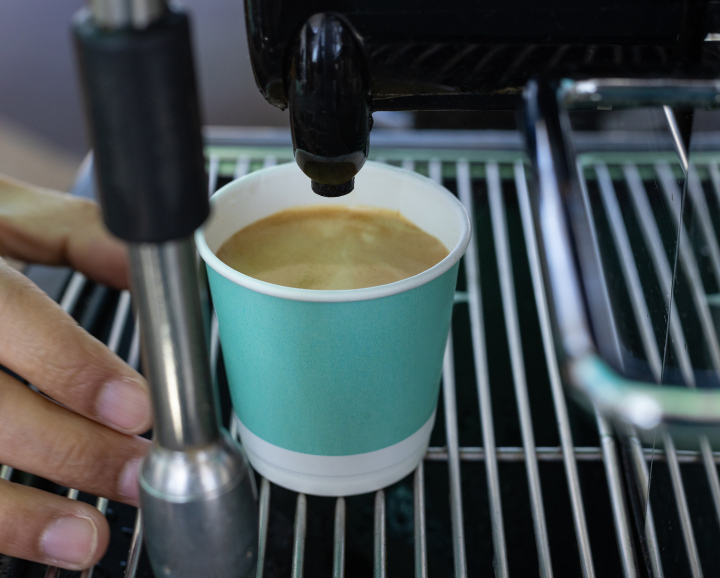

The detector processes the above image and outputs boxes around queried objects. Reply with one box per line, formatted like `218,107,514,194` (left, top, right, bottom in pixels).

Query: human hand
0,175,152,570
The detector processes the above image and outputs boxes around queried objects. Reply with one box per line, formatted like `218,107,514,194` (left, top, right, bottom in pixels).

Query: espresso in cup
216,205,449,290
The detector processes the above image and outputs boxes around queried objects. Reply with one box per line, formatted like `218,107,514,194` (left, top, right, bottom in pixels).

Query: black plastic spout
288,13,370,197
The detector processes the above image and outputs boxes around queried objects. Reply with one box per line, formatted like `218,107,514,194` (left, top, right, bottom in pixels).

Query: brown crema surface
216,205,449,290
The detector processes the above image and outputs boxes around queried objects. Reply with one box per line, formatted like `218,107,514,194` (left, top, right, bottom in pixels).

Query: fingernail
97,379,150,432
42,516,98,569
119,457,143,504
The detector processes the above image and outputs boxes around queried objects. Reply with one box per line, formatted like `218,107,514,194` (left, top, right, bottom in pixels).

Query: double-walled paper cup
196,161,471,495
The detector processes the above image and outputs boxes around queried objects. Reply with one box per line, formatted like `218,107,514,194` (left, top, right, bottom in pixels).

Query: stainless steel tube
89,0,166,29
128,238,219,450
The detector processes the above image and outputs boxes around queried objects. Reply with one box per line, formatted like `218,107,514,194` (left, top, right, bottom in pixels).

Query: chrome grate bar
413,462,429,578
208,155,220,196
487,161,553,577
686,166,720,287
456,159,509,578
423,445,720,463
430,159,468,578
655,163,720,370
235,157,251,180
441,333,468,577
590,163,670,577
374,490,387,578
123,510,143,578
515,161,597,578
405,156,430,578
598,162,704,576
626,435,664,578
333,497,346,578
256,478,271,578
596,413,638,578
291,493,307,578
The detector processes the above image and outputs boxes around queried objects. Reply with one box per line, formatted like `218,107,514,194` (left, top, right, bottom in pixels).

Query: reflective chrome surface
141,431,258,577
88,0,166,29
129,239,218,450
523,77,720,433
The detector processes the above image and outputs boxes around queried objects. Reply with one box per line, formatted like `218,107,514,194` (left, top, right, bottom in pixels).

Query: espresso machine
4,0,720,576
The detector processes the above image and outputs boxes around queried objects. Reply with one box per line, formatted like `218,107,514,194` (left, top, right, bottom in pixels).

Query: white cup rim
195,161,472,303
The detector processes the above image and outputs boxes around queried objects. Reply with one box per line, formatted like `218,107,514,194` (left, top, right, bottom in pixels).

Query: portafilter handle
72,2,257,576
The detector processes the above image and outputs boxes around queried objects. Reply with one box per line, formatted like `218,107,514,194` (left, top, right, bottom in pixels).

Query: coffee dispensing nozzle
288,13,371,197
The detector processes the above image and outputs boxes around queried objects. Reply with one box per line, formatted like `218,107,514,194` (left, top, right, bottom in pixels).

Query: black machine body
244,0,717,194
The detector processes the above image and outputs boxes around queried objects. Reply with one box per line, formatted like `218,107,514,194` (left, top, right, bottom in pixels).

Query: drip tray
2,128,720,577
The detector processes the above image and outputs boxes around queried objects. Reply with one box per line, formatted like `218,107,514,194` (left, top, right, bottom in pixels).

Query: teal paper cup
196,161,471,496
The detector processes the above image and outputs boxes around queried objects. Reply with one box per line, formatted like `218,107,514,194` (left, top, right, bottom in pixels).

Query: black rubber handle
73,7,208,243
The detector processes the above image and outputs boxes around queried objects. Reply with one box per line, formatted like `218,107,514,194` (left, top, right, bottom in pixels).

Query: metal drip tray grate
3,129,720,577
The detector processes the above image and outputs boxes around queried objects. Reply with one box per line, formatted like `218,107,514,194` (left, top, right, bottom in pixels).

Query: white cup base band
233,412,436,496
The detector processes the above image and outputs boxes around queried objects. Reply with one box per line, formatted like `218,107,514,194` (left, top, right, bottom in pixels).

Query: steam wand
73,1,257,576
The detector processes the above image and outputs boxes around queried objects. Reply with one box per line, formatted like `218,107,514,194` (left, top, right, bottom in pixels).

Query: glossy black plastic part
289,13,370,196
245,0,714,112
73,7,208,243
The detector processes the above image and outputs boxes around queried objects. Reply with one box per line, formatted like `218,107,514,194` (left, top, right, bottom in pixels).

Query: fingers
0,371,149,504
0,480,110,570
0,262,152,435
0,176,128,289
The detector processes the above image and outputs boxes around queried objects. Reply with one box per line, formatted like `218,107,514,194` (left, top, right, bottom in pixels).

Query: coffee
216,205,449,290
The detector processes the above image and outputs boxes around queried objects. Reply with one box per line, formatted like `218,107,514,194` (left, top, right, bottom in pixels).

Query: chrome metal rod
425,445,720,463
663,433,703,578
655,162,720,371
123,510,144,578
622,165,693,380
333,498,346,578
594,164,662,374
442,333,468,578
374,491,387,578
627,435,664,578
124,333,143,578
234,157,251,180
487,161,553,577
596,414,638,578
128,318,141,371
595,162,674,576
0,465,11,481
608,162,720,576
256,478,271,578
414,463,429,578
517,161,595,578
621,163,707,575
662,106,689,174
456,159,509,578
410,155,427,578
429,158,443,184
291,494,307,578
686,166,720,288
434,158,467,577
89,0,166,29
128,238,219,450
576,161,624,370
707,162,720,214
208,155,220,197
